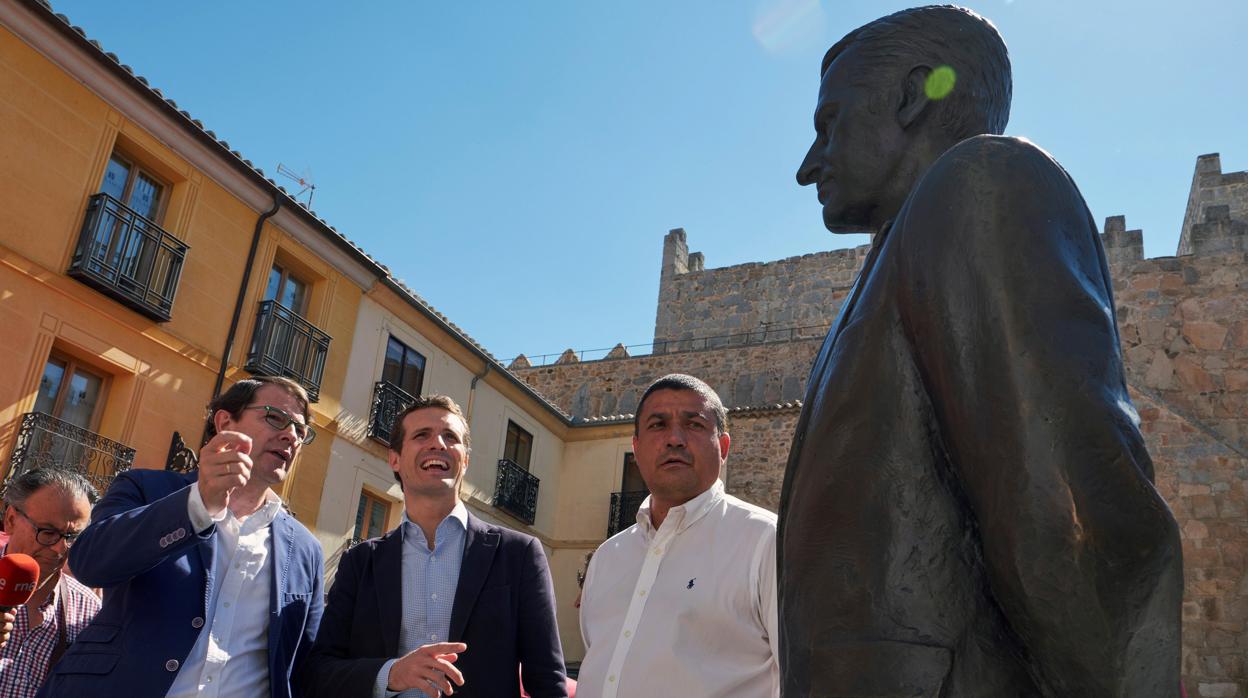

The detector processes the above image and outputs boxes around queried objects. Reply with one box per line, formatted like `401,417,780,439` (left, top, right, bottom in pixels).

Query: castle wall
1179,154,1248,256
652,228,867,346
518,339,821,419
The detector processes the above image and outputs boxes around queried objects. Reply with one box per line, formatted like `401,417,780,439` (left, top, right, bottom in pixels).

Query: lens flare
925,65,957,100
752,0,823,54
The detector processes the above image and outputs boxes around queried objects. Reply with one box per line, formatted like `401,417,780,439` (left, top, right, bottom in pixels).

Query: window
382,336,425,397
265,264,309,316
503,421,533,471
621,452,647,493
100,152,166,222
34,354,107,430
353,491,391,541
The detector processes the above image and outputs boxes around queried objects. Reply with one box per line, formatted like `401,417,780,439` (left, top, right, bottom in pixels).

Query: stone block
1184,322,1230,350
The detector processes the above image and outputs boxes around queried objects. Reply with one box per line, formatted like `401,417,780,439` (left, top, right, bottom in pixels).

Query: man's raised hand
197,431,253,515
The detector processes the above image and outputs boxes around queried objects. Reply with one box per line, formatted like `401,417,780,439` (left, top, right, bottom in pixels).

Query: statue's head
797,6,1012,233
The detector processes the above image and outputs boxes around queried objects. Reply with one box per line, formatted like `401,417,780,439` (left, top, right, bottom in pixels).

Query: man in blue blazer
300,395,567,698
38,376,324,698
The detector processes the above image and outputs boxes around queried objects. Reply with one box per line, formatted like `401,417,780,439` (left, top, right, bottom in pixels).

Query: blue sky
50,0,1247,363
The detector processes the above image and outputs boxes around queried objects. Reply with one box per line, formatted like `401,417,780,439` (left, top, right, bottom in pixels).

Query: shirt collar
233,489,284,532
402,500,468,545
636,480,724,537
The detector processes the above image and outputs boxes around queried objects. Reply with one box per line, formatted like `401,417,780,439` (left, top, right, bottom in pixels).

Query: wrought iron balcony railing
4,412,135,495
244,300,331,402
608,489,649,536
68,192,188,322
494,458,540,525
369,381,417,445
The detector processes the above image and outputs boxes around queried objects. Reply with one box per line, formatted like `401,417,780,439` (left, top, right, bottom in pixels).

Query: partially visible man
0,468,98,698
578,374,778,698
302,394,567,697
37,376,325,698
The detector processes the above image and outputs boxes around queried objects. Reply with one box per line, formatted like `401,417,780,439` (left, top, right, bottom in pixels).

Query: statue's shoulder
927,135,1064,188
900,135,1087,253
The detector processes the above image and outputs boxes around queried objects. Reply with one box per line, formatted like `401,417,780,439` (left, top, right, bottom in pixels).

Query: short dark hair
633,374,728,436
387,395,471,485
3,467,98,510
205,376,310,440
823,5,1012,142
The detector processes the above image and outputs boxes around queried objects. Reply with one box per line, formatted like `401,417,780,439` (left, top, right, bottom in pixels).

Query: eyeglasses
244,405,316,444
12,505,82,547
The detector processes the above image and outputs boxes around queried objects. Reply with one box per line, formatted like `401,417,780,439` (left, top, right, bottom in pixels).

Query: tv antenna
277,163,317,208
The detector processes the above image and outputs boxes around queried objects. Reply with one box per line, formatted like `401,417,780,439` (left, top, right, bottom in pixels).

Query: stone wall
1116,245,1248,456
1135,389,1247,698
1180,154,1248,256
516,338,821,419
652,227,866,346
723,405,800,511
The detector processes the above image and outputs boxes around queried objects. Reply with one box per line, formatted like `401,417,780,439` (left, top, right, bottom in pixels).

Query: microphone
0,553,40,612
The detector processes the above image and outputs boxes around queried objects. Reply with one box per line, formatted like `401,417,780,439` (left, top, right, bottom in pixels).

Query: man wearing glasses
0,468,99,698
37,376,325,698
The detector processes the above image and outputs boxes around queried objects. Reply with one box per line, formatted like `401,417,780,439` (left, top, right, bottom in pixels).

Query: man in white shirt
579,374,779,698
39,376,325,698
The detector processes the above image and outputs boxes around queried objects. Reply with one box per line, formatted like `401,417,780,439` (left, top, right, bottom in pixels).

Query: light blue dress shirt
373,503,468,698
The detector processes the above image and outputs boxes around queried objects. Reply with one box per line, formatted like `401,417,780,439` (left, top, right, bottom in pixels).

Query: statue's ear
897,65,932,130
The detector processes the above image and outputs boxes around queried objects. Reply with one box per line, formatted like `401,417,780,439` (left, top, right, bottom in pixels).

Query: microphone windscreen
0,553,40,609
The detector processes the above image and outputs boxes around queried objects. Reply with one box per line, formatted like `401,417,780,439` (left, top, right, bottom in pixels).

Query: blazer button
165,659,180,672
191,617,205,629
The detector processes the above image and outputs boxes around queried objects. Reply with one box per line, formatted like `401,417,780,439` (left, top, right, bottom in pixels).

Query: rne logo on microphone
0,579,36,592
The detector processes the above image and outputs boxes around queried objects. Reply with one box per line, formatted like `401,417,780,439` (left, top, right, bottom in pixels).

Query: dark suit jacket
778,136,1183,697
37,469,324,698
301,512,567,697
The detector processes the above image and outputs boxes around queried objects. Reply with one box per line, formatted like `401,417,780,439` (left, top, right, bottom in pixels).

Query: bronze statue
777,6,1183,696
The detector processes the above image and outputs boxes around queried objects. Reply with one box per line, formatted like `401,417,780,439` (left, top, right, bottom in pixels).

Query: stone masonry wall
1180,154,1248,256
515,338,820,419
724,406,800,511
652,227,867,346
1135,389,1247,698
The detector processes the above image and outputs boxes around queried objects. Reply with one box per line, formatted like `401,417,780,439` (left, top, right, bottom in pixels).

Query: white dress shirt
578,480,779,698
166,484,282,698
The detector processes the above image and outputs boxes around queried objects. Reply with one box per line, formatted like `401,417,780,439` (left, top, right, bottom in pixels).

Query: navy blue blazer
38,469,324,698
300,513,567,697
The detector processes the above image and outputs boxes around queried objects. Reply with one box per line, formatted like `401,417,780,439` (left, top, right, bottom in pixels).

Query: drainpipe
203,194,281,441
466,363,491,422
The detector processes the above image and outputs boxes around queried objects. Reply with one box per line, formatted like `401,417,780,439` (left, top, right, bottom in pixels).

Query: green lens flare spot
925,66,957,100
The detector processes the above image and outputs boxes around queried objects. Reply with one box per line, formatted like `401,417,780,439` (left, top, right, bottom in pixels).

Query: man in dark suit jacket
38,376,324,698
779,7,1182,697
301,394,566,698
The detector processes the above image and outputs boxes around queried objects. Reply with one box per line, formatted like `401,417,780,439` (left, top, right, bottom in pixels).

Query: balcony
68,192,188,322
608,490,649,536
244,300,331,402
4,412,135,495
369,381,416,445
493,458,539,525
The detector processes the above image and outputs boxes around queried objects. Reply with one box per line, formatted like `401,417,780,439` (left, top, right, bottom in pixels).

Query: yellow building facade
1,0,643,662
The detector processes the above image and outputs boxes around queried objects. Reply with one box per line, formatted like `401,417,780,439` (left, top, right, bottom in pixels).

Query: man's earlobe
898,65,932,129
213,409,233,435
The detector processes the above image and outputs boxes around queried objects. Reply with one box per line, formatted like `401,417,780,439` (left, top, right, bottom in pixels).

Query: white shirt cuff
188,482,227,534
374,658,401,698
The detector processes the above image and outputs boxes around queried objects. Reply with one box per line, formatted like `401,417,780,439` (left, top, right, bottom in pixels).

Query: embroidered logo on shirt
686,578,696,589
